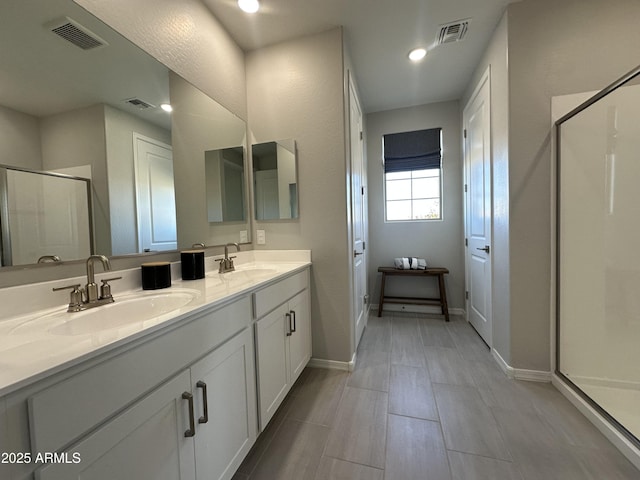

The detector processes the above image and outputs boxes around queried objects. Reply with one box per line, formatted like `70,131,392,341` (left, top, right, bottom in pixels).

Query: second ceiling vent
436,19,470,45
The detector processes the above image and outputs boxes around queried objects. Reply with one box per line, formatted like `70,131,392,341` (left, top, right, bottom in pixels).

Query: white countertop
0,250,311,397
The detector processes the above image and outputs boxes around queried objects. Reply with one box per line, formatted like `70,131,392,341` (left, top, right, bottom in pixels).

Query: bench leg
437,273,450,322
378,273,386,317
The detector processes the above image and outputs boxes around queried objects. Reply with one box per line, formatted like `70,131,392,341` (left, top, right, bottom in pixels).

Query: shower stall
556,65,640,450
0,165,93,266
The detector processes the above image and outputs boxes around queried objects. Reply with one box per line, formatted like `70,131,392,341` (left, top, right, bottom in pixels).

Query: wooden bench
377,266,450,321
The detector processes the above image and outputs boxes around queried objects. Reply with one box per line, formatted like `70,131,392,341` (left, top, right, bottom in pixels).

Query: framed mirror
0,0,250,267
252,139,299,220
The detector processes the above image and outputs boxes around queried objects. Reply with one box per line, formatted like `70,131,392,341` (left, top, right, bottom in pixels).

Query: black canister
181,250,205,280
141,262,172,290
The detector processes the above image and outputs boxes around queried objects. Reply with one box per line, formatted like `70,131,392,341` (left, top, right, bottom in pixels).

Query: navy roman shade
383,128,442,173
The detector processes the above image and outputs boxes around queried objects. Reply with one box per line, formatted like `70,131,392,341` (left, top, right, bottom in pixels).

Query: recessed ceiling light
408,48,427,62
160,103,173,112
238,0,260,13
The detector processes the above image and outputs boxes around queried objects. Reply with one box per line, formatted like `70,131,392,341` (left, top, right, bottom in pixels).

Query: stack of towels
394,257,428,270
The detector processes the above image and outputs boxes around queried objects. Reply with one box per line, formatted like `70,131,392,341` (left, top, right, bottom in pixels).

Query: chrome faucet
53,255,122,312
218,243,240,273
86,255,111,303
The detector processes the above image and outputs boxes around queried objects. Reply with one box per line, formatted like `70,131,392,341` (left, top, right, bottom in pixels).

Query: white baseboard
373,304,465,316
308,351,356,372
492,348,552,382
552,374,640,471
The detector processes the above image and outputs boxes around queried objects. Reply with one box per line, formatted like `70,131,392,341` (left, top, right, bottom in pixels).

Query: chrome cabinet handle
182,392,196,437
290,310,297,333
196,381,209,424
285,313,292,336
476,245,490,253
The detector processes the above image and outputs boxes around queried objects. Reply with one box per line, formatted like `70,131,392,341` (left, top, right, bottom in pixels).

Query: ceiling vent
124,98,156,110
47,17,108,50
436,19,470,45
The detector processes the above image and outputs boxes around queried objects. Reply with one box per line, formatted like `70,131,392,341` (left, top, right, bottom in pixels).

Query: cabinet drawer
253,269,308,318
29,296,251,454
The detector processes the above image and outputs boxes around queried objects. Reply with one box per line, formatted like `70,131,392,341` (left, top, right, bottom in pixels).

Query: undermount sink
225,268,278,279
206,268,278,287
11,289,200,336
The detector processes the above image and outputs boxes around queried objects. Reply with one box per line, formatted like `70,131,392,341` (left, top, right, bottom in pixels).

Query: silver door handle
476,245,490,253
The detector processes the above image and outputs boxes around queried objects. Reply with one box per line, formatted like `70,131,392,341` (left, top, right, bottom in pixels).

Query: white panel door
134,134,177,252
463,69,492,346
349,74,368,350
37,370,196,480
191,328,257,480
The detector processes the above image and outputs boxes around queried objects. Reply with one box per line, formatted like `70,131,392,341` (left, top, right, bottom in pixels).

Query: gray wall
246,28,353,363
508,0,640,372
462,0,640,372
366,101,464,310
461,13,510,363
0,105,41,170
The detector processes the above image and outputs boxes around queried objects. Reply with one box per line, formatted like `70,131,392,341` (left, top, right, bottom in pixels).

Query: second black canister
181,250,205,280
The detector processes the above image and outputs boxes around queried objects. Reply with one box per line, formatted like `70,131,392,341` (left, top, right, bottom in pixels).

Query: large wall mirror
252,139,299,221
0,0,250,267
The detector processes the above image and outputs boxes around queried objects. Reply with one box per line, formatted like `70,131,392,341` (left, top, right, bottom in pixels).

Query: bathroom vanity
0,251,311,480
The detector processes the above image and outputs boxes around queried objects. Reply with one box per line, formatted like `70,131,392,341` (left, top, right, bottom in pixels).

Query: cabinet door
37,370,196,480
191,328,257,480
255,303,290,430
288,289,311,384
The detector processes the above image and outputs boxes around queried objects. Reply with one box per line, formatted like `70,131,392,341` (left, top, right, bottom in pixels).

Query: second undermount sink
207,267,278,285
11,289,200,337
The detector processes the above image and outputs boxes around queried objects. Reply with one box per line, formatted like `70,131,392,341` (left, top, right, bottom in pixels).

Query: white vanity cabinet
37,369,197,480
190,327,257,480
36,327,257,480
254,270,311,430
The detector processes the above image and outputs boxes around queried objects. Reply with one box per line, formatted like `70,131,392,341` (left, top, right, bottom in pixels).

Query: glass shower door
557,69,640,445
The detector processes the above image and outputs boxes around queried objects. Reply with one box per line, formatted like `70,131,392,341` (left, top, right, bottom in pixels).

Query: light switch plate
239,230,248,243
256,230,266,245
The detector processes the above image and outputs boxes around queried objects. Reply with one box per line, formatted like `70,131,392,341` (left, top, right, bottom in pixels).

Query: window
383,128,442,221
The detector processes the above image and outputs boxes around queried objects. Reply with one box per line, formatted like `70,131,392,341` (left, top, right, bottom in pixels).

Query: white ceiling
203,0,518,113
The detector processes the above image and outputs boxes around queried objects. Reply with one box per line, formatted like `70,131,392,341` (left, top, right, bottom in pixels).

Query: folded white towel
410,257,418,269
402,257,410,269
417,258,427,270
394,257,403,269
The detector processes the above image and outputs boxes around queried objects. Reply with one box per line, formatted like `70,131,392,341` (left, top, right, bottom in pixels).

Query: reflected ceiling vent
124,98,156,109
47,17,108,50
436,19,470,45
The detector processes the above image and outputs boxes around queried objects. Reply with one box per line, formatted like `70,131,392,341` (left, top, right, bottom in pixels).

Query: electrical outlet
256,230,266,245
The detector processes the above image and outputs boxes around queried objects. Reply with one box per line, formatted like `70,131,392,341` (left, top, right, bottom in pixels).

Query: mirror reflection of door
252,140,298,220
133,133,177,252
255,170,280,220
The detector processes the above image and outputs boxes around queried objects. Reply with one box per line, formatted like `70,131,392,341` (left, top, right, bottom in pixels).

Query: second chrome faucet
218,243,240,274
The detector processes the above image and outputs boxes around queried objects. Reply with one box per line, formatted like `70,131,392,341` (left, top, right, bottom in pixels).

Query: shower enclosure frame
0,164,94,267
555,63,640,450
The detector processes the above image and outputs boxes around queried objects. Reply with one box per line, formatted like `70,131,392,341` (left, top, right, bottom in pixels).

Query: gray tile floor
234,312,639,479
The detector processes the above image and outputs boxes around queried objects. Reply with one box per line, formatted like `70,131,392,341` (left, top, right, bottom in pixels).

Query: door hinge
359,131,363,140
464,183,467,193
463,129,467,139
465,238,468,247
465,291,469,300
363,241,366,250
361,186,365,195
